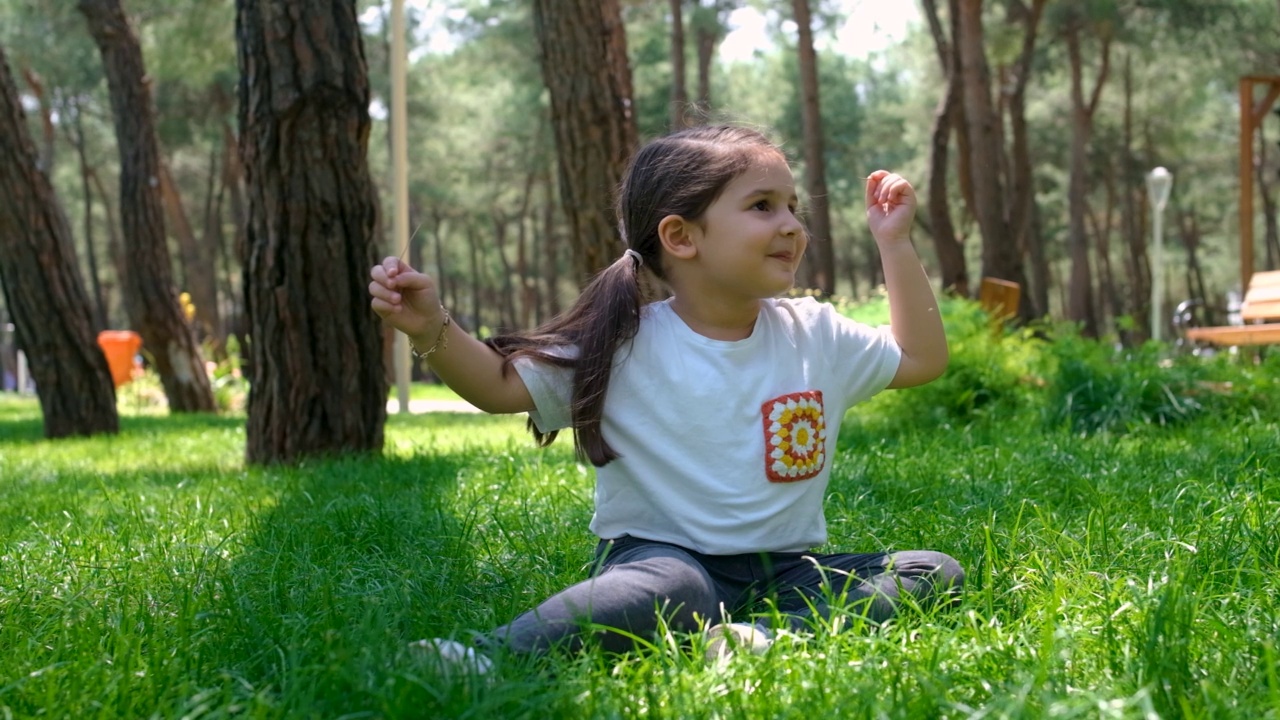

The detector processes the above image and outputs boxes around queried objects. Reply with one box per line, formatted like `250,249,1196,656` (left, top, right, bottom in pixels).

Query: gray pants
489,535,965,654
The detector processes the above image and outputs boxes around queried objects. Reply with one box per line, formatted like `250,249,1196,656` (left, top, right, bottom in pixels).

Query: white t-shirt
514,297,902,555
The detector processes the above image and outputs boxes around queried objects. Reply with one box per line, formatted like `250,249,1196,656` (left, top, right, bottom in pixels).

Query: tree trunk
19,65,55,174
921,0,969,296
237,0,387,464
490,210,517,332
159,161,222,347
68,96,109,330
1003,0,1047,318
467,221,483,330
1120,55,1149,338
79,0,216,412
792,0,835,297
89,168,125,315
1256,119,1279,270
542,167,562,319
1086,181,1120,334
531,0,637,283
0,44,118,438
948,0,976,224
669,0,690,129
1064,21,1110,337
1180,209,1210,321
957,0,1018,287
694,7,718,117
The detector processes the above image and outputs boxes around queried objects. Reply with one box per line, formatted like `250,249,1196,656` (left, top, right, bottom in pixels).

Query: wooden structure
978,277,1020,323
1184,270,1280,346
1181,77,1280,347
1238,76,1280,292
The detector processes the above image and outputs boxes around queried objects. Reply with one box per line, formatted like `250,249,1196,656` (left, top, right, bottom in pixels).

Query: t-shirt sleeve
810,301,903,410
513,353,574,433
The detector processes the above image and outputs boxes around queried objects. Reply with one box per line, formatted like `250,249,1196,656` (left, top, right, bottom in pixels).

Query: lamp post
1147,166,1173,342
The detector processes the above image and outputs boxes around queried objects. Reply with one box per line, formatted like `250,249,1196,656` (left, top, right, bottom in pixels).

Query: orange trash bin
97,330,143,387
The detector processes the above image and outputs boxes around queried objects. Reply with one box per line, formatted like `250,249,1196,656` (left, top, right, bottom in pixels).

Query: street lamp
1147,166,1173,342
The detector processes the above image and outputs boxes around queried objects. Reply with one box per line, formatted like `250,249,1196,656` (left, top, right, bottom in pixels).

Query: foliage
841,294,1278,435
1039,332,1274,433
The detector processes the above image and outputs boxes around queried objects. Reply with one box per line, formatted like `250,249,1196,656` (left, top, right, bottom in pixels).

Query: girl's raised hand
368,256,445,339
865,170,917,247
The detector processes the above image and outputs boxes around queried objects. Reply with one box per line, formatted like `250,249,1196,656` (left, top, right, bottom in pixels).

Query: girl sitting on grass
368,124,963,666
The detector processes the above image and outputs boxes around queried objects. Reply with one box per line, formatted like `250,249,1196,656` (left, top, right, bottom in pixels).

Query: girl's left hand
865,170,917,247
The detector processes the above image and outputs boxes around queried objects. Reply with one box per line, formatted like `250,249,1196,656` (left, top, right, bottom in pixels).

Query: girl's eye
753,199,771,211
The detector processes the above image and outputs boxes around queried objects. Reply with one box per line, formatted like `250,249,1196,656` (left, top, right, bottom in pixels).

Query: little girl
369,125,963,663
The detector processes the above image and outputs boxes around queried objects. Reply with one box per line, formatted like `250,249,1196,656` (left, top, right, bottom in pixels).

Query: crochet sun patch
762,391,826,483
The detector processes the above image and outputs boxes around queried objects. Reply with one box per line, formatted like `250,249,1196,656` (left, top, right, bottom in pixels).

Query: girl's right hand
368,256,445,339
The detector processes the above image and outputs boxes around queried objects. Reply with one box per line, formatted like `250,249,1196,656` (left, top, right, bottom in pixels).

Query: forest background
0,0,1278,457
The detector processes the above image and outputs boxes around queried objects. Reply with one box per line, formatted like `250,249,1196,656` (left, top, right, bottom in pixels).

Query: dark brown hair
487,125,785,466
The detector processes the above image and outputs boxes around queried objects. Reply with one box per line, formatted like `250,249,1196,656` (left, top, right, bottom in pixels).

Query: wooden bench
1184,270,1280,346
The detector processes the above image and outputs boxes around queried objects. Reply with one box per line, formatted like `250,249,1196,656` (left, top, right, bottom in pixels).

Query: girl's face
688,152,806,301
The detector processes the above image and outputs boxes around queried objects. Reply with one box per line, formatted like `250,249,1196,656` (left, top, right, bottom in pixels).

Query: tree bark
792,0,835,297
669,0,690,129
67,95,109,330
237,0,387,464
531,0,637,284
79,0,216,412
1120,55,1149,338
921,0,969,296
957,0,1019,288
1064,20,1111,337
0,44,119,438
1002,0,1047,317
159,161,222,347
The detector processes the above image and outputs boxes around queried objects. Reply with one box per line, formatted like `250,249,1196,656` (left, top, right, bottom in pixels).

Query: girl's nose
781,215,802,237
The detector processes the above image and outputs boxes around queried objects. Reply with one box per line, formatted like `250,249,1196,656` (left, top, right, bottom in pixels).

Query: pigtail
487,252,643,466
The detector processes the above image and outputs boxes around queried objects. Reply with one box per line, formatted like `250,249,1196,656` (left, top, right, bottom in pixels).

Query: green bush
842,295,1047,430
838,294,1278,436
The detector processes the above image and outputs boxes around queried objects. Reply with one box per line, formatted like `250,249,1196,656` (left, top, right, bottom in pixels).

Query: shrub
841,294,1047,430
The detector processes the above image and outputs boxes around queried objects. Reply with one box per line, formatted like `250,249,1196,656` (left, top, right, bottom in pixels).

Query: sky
722,1,921,62
364,1,921,62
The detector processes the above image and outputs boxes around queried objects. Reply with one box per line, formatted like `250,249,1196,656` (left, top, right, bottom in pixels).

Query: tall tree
956,0,1027,301
0,43,118,438
78,0,216,412
1059,3,1113,337
920,0,970,296
236,0,387,464
531,0,638,281
669,0,691,129
1001,0,1049,317
791,0,835,296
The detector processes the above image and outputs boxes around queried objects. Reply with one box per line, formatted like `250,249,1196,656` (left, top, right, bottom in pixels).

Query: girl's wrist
876,236,915,253
409,308,451,359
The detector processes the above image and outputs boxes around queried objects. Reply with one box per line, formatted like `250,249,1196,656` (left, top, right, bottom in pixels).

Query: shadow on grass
198,416,531,715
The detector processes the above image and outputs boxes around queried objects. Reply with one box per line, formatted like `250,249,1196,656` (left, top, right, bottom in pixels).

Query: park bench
1183,270,1280,346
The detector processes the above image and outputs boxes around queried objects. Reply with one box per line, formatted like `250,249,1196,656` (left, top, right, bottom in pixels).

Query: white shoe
409,638,493,676
704,622,773,661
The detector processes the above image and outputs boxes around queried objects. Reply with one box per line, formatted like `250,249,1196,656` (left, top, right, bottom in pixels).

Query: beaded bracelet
410,308,451,360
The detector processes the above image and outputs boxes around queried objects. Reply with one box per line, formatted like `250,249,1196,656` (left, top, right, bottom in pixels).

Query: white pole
17,349,29,394
391,0,412,413
1151,208,1164,342
1147,167,1173,343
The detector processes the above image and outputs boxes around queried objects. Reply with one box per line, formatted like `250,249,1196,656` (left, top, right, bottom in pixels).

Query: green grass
1,381,1278,718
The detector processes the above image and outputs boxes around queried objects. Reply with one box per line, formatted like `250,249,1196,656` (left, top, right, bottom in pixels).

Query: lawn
1,330,1278,718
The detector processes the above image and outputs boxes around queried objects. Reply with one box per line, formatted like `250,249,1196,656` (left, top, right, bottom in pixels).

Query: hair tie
624,248,643,269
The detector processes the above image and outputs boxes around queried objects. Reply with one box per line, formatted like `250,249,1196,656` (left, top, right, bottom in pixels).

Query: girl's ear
657,214,698,260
